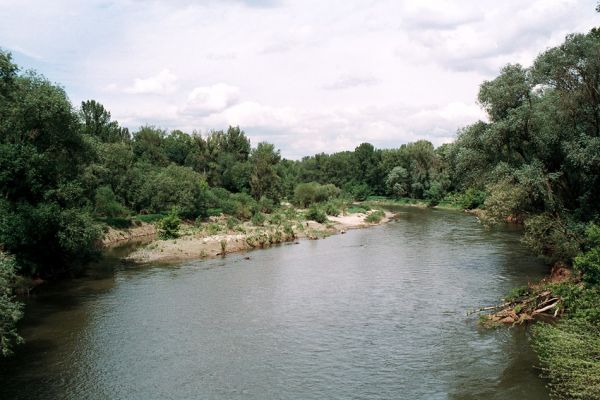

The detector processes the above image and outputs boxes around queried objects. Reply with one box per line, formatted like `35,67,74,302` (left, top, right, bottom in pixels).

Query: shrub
101,217,132,229
574,224,600,285
523,213,584,264
344,182,372,201
348,205,368,214
226,217,239,231
94,186,129,218
134,213,166,223
459,188,487,210
364,210,385,223
158,210,180,239
258,196,275,213
323,202,340,216
293,182,341,207
251,212,265,226
305,205,328,223
269,213,283,226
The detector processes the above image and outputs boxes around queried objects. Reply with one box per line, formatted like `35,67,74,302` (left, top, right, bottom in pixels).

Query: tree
249,142,282,202
385,166,409,197
80,100,129,143
0,51,100,275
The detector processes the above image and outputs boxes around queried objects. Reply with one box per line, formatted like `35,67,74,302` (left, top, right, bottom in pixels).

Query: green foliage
293,182,341,207
531,321,600,400
145,165,210,219
226,217,239,231
157,210,180,239
0,252,23,357
364,210,385,223
385,166,409,198
344,182,372,201
249,142,281,202
251,212,266,226
323,201,340,216
305,205,328,223
100,217,132,229
458,188,487,210
531,282,600,399
94,186,128,218
574,224,600,285
522,213,584,264
134,213,166,223
257,196,275,213
348,205,368,214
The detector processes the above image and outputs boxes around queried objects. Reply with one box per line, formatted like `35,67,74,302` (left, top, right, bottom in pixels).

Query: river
0,207,549,399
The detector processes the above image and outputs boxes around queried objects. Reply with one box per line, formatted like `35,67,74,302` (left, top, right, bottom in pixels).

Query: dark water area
0,207,549,399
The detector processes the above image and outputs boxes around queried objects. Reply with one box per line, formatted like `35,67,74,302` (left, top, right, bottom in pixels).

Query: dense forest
2,24,600,399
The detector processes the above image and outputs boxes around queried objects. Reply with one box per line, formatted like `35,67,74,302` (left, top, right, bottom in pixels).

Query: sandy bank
124,210,394,264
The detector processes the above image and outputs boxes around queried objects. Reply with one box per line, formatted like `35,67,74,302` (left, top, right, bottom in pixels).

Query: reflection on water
0,207,549,399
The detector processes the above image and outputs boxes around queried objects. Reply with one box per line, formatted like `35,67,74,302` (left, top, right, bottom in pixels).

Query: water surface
1,207,549,399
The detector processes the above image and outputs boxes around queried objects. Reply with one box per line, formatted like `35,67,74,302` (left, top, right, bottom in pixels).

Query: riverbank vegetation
1,15,600,400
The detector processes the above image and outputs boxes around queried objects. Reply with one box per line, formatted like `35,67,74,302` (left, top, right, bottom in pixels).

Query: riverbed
0,207,549,399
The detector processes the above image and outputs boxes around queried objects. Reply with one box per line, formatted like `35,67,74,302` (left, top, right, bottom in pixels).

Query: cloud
124,69,178,95
183,83,241,116
323,75,379,90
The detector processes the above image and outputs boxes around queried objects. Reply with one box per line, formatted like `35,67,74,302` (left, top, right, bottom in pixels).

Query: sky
0,0,598,159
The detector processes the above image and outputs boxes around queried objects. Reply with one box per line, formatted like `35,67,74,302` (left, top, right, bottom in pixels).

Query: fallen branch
532,300,560,316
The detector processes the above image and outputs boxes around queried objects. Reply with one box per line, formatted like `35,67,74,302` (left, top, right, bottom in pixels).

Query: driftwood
470,290,562,325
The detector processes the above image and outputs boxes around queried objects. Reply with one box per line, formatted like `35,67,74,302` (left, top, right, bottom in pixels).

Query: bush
364,210,385,223
323,202,340,216
226,217,239,231
424,181,445,207
251,212,265,226
348,205,368,214
258,196,275,213
134,213,166,223
101,217,132,229
574,224,600,285
158,210,180,239
305,205,328,223
94,186,128,218
269,213,283,226
344,182,372,201
459,188,487,210
523,213,584,263
293,182,341,207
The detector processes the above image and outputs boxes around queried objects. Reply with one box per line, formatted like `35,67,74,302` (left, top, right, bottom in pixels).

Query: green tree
80,100,129,143
249,142,282,202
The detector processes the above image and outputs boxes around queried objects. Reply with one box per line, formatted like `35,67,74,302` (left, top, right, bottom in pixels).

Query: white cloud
184,83,241,116
124,69,178,95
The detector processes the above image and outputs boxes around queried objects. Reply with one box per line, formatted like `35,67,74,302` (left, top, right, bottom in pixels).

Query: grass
510,281,600,399
364,210,385,223
347,205,368,214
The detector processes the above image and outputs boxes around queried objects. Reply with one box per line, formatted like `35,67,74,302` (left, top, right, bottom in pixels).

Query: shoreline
113,210,395,264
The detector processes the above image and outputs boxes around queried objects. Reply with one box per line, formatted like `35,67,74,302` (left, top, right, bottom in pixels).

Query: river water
1,207,549,399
